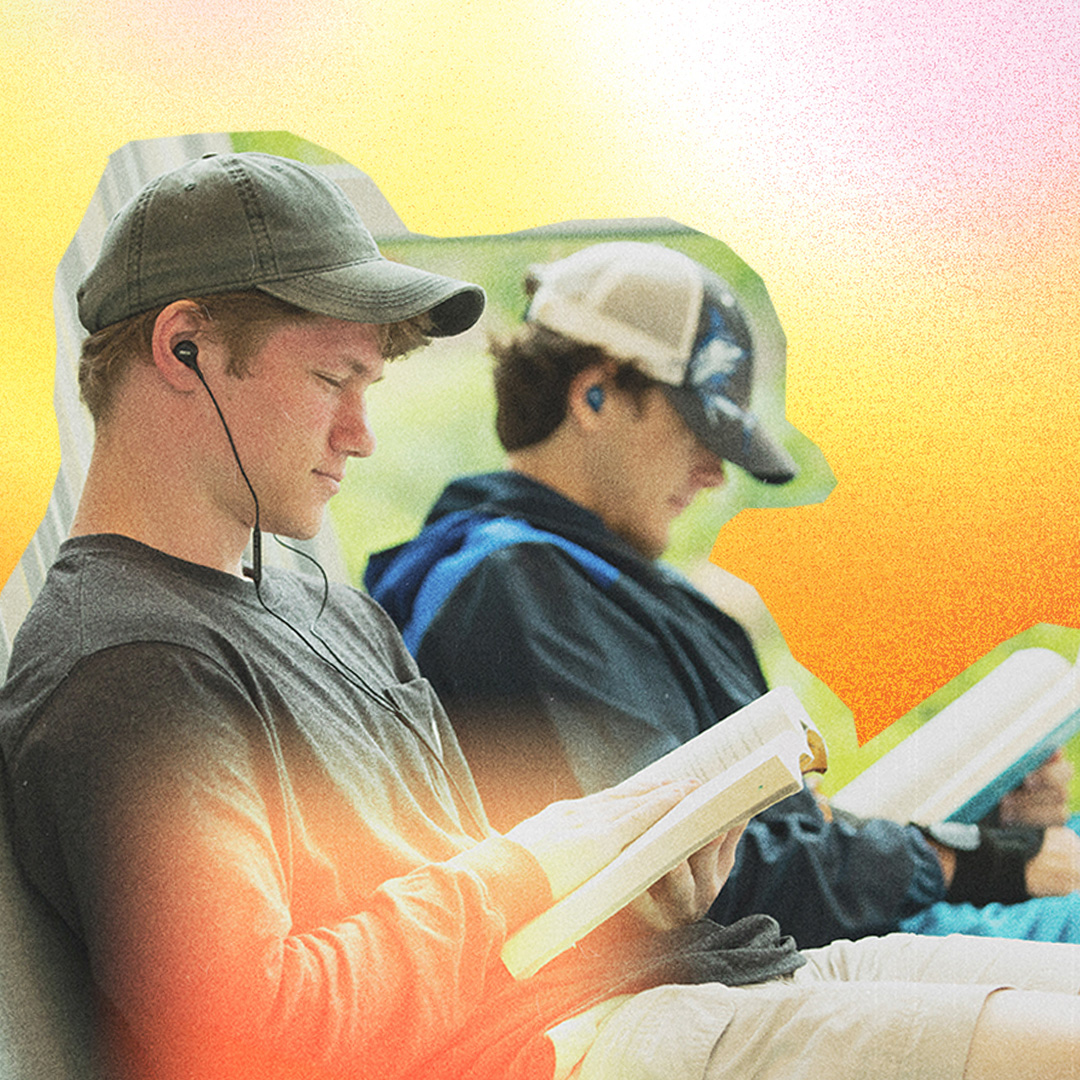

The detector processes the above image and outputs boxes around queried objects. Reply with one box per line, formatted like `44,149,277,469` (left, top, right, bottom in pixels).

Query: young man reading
367,240,1080,949
3,155,1080,1080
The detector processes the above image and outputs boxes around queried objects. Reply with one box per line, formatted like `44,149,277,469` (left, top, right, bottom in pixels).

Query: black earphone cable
255,539,489,842
186,361,264,586
180,344,488,840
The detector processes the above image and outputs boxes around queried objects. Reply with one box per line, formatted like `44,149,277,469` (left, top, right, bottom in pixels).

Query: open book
830,646,1080,826
502,687,826,980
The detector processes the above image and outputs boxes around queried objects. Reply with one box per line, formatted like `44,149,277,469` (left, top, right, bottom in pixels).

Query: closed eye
316,373,344,390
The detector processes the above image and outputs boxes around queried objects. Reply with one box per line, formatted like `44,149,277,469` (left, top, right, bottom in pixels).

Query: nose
331,390,376,458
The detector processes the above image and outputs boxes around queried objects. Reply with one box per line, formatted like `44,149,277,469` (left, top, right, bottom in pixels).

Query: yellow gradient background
3,1,1078,741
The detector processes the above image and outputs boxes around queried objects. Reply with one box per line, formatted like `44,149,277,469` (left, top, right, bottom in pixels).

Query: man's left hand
628,824,746,931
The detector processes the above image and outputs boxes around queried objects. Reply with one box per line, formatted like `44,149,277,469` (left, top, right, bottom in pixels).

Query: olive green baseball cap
77,152,485,336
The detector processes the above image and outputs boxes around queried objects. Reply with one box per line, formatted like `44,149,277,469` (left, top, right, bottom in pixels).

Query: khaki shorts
565,934,1080,1080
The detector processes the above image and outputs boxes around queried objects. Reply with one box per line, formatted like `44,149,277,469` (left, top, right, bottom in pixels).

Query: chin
623,529,667,561
266,511,326,542
290,521,324,542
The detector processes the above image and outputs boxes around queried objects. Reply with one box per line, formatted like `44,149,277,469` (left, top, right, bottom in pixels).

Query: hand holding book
502,687,825,979
1024,825,1080,897
504,775,703,904
998,749,1074,829
628,822,747,932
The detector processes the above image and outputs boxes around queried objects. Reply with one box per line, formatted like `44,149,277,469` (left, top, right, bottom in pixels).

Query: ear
150,300,214,391
566,364,614,430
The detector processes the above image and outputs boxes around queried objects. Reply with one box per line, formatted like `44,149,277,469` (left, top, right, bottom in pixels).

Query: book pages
501,686,821,981
830,647,1075,824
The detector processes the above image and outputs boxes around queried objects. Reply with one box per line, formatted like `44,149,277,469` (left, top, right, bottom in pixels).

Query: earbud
172,340,199,369
585,384,605,413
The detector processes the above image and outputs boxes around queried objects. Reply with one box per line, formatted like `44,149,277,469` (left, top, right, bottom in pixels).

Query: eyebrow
323,356,384,380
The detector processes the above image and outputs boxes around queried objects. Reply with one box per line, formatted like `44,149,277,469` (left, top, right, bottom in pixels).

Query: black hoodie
367,471,945,948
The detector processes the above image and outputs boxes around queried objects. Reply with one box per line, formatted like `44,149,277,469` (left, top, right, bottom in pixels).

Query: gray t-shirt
0,534,800,1080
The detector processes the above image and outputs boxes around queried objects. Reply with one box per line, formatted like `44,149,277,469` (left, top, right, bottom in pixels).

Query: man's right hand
1025,825,1080,897
504,778,697,903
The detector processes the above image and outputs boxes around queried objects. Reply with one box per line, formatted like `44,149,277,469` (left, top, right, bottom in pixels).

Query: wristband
923,824,1044,906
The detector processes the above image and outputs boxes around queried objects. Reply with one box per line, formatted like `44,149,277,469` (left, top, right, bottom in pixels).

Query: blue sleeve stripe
403,517,619,654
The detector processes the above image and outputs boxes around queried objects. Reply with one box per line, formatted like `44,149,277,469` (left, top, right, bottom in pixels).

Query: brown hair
491,324,655,451
78,290,432,424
